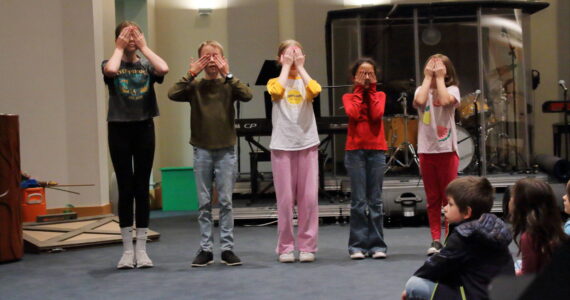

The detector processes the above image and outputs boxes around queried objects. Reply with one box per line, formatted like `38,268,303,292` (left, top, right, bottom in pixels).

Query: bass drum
457,126,475,172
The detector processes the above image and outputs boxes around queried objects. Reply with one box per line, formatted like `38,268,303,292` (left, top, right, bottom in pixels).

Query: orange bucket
21,187,46,222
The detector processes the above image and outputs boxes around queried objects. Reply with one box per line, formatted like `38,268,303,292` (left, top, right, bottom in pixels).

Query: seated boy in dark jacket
402,176,514,300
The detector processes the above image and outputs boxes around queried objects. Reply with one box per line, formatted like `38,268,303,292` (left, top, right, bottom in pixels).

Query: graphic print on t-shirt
115,68,149,101
286,89,303,105
423,105,431,125
423,102,451,142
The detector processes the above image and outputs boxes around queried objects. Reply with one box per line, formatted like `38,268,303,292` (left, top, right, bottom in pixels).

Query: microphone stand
236,94,241,174
473,91,482,176
562,82,570,160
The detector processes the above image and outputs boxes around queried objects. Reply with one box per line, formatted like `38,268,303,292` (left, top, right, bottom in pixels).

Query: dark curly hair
350,57,379,78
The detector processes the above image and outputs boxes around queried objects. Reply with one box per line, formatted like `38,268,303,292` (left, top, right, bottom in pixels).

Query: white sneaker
279,252,295,263
299,252,315,263
372,251,387,259
350,252,366,260
135,250,154,268
117,250,135,269
427,241,443,256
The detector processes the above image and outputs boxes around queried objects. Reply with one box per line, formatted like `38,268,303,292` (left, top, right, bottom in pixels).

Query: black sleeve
413,233,468,281
148,64,164,84
101,60,113,85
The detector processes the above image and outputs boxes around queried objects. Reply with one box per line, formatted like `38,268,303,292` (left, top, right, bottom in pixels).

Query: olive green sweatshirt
168,75,253,149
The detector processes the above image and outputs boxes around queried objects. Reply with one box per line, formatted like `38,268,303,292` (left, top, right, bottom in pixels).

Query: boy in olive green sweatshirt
168,40,252,267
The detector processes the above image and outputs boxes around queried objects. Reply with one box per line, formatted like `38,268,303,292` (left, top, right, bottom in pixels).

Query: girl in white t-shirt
413,54,461,256
267,40,321,263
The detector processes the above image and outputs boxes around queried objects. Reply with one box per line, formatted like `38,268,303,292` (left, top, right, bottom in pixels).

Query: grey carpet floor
0,212,447,300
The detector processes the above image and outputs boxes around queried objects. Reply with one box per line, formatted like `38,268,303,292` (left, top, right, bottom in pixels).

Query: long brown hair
115,21,141,39
424,53,459,87
510,178,566,262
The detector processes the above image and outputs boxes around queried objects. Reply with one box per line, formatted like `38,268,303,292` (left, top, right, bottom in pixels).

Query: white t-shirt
269,78,320,151
415,85,461,154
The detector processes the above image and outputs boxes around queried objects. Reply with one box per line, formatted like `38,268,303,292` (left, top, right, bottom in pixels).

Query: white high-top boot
117,227,135,269
135,228,153,268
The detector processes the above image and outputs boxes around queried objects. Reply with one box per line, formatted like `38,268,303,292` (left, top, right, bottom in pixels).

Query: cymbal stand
493,87,527,172
470,90,482,175
385,93,420,174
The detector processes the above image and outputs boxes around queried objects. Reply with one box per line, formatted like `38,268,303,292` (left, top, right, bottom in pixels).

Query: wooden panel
93,221,121,232
45,220,97,230
65,233,118,242
46,203,112,218
0,114,24,262
23,230,60,242
23,215,160,252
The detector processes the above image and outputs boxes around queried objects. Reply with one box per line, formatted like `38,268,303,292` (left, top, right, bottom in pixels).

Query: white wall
154,0,229,172
0,0,110,209
530,0,565,156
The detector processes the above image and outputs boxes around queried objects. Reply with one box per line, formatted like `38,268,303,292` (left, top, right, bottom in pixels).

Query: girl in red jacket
343,58,388,259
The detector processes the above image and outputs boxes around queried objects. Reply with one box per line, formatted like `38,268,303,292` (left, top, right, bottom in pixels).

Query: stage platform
212,171,565,221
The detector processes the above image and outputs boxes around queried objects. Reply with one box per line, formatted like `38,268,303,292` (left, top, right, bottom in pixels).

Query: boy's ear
463,207,473,220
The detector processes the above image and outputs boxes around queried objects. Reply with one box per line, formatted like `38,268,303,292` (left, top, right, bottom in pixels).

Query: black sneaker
191,250,214,267
427,241,443,256
221,250,242,266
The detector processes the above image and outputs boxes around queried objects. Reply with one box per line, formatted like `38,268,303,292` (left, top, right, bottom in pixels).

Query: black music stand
256,60,281,119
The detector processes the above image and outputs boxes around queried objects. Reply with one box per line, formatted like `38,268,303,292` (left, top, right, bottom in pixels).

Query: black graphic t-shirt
102,57,164,122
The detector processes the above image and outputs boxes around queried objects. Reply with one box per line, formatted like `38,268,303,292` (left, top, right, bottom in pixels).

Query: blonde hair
424,53,459,87
277,39,303,58
198,40,224,57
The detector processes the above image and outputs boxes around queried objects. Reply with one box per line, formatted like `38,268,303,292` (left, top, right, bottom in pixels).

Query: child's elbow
156,66,170,76
103,67,118,78
167,89,181,101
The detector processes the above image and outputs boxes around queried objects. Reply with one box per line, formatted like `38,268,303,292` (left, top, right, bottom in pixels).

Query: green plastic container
160,167,199,211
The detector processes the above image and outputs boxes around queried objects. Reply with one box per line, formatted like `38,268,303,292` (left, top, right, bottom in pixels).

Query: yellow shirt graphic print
423,105,431,124
286,89,303,105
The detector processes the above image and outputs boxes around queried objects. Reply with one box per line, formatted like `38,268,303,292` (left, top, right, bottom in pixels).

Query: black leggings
108,120,155,228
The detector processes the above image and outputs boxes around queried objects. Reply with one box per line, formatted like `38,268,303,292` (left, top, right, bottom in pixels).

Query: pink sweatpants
419,152,459,241
271,146,319,254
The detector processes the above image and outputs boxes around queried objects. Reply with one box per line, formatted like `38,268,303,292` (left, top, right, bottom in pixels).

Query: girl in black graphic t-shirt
102,21,168,270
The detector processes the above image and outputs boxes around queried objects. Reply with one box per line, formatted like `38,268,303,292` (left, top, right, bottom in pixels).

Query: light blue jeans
405,276,436,300
193,146,237,251
345,150,387,255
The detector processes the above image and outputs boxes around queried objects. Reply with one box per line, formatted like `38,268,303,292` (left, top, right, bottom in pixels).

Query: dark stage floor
2,211,459,300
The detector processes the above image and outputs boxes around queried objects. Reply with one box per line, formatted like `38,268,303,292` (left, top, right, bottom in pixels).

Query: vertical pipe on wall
413,8,420,85
278,0,295,40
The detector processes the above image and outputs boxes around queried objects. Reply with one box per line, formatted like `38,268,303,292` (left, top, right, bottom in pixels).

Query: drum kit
384,92,420,173
383,89,514,175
